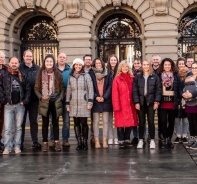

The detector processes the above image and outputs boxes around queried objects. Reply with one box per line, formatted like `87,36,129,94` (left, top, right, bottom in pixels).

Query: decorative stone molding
66,0,80,18
112,0,121,7
25,0,35,9
154,0,169,15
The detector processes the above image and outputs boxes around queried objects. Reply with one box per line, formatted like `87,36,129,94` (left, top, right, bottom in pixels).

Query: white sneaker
137,139,143,149
3,149,9,155
150,140,155,149
108,139,113,145
114,138,119,145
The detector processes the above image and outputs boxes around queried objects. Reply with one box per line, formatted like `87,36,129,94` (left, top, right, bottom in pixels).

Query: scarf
7,67,22,82
92,67,108,83
179,67,189,81
73,71,80,79
161,72,174,88
42,69,55,99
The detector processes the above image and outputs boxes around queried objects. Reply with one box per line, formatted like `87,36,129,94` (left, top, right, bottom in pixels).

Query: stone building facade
0,0,197,64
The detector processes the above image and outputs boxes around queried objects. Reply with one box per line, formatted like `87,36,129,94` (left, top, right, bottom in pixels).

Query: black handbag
49,93,59,102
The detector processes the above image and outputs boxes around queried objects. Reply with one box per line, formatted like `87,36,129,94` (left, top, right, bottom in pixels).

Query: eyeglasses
192,67,197,69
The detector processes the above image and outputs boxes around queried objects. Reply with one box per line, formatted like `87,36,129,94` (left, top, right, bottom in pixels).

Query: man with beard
186,56,194,71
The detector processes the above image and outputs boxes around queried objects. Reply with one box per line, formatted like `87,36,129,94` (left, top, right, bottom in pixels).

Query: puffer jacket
2,71,31,105
34,72,64,118
132,73,162,106
66,72,93,117
112,74,138,127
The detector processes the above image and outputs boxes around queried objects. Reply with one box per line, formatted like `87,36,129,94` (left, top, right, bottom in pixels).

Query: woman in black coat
157,58,182,149
133,60,161,149
89,58,113,149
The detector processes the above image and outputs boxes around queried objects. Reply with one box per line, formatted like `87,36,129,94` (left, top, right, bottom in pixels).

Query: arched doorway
98,14,142,63
20,16,59,66
178,12,197,61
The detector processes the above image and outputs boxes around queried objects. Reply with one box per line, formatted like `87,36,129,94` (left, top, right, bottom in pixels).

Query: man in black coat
19,50,41,150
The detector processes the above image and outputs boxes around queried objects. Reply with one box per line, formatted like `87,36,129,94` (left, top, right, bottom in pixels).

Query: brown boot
95,138,101,148
55,141,61,152
103,138,108,148
43,142,48,152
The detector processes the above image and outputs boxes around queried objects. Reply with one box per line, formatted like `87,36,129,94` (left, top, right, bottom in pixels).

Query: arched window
178,12,197,60
21,16,59,65
98,14,142,63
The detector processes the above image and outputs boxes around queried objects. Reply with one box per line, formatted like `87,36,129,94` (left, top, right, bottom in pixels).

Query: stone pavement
0,128,196,184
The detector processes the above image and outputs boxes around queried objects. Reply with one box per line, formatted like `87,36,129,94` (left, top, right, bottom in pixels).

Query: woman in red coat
112,60,138,148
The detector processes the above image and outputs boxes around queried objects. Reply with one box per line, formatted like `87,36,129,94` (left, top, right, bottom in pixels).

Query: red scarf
7,67,22,82
120,73,132,94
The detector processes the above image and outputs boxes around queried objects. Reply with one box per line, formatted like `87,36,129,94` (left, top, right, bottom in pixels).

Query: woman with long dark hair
157,58,181,149
34,54,64,152
106,54,119,145
66,58,93,150
89,57,113,149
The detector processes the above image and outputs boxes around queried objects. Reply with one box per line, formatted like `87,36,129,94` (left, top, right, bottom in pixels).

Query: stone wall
0,0,196,63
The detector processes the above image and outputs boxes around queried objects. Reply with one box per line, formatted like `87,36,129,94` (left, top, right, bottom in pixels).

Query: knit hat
72,58,84,67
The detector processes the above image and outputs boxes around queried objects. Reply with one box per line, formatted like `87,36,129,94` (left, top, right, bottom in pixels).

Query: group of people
0,50,197,155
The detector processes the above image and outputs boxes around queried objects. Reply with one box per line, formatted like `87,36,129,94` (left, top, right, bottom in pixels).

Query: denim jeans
4,103,25,150
108,112,117,139
174,117,189,138
50,101,70,141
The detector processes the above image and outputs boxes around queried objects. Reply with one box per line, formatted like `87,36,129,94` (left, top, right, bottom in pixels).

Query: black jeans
160,108,175,138
137,99,155,139
21,100,39,144
42,101,59,142
117,127,132,141
187,113,197,136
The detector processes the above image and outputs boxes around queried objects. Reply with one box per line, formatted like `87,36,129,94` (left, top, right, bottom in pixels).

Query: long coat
112,74,138,127
34,72,64,118
66,73,94,117
89,69,113,112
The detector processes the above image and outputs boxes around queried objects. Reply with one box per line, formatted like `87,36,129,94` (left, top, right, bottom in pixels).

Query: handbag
49,93,59,102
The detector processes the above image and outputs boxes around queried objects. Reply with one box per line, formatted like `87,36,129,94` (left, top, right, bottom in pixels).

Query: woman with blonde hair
133,60,161,149
112,60,138,148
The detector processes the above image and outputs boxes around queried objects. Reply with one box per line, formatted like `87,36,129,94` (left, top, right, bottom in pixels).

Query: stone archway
0,0,64,61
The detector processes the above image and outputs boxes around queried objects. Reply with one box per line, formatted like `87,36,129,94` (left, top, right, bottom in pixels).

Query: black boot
168,137,174,148
82,126,89,150
74,126,82,150
159,138,168,149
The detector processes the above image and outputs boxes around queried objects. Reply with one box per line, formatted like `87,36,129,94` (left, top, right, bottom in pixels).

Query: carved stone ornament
25,0,35,9
112,0,121,7
154,0,169,15
66,0,80,18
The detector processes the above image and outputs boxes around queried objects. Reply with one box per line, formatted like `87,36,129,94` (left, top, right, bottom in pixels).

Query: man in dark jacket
0,51,7,151
2,56,30,154
19,50,41,149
